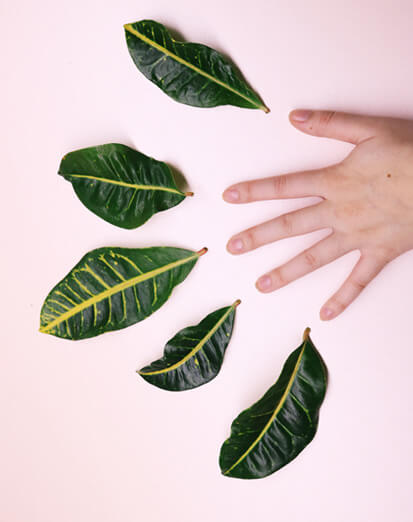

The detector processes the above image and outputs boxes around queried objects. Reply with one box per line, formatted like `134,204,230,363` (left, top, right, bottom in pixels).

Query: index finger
222,169,327,204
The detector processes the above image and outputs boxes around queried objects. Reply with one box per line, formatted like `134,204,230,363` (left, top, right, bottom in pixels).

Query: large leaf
219,328,327,479
39,246,207,340
124,20,269,112
139,299,240,391
59,144,192,229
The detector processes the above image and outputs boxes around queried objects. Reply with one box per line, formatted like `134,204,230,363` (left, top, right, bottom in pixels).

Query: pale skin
223,110,413,320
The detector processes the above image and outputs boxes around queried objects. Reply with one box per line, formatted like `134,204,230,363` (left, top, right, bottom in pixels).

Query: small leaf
59,143,191,229
139,299,240,391
40,246,207,340
219,328,328,479
124,20,269,112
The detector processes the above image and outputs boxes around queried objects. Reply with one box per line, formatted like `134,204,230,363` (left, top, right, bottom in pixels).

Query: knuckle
349,278,367,293
279,213,294,235
244,229,257,250
242,182,253,201
318,111,337,131
303,251,319,268
272,175,288,195
272,269,287,288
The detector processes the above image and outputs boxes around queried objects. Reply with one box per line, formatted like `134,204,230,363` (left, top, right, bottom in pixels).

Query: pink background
2,1,413,521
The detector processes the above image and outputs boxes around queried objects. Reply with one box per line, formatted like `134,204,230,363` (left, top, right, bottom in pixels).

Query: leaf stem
232,299,241,308
185,191,194,197
196,247,208,256
303,327,311,341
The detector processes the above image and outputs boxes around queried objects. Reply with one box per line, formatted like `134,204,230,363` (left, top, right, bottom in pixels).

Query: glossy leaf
139,299,240,391
219,328,327,479
124,20,269,112
40,246,207,340
59,143,191,229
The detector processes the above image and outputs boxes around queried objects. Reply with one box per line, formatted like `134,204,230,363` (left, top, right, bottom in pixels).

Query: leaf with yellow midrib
219,329,328,479
40,246,207,340
124,20,269,112
139,300,240,391
59,143,192,229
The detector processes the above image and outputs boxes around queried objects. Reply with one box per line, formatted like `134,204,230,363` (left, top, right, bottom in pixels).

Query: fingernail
290,109,313,122
256,275,272,291
321,307,334,320
228,238,244,253
223,188,240,202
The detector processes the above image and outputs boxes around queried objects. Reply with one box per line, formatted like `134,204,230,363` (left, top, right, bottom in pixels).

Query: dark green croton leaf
59,143,192,229
39,246,207,340
219,328,327,479
138,299,240,391
124,20,269,112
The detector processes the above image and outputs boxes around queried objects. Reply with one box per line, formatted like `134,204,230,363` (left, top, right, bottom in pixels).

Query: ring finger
256,233,349,293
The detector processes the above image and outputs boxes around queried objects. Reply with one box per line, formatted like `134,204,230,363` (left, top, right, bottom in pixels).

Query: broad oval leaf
124,20,269,112
219,328,327,479
39,246,207,340
139,299,240,391
59,143,192,229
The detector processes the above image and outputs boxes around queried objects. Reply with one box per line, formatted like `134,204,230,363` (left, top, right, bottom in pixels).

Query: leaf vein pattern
124,24,265,110
99,256,126,281
290,392,313,425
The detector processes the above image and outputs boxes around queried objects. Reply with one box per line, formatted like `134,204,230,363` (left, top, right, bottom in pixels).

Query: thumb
289,109,380,144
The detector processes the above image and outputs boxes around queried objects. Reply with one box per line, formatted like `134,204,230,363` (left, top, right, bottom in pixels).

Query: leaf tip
303,327,311,341
185,191,194,197
197,247,208,256
233,299,241,308
262,105,270,114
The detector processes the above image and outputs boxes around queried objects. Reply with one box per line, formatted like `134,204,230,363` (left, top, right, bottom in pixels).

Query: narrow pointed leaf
40,246,207,340
139,299,240,391
124,20,269,112
219,328,327,479
59,144,190,229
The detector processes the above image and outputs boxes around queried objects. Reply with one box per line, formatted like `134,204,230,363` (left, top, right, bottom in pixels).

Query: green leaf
139,299,240,391
219,328,328,479
39,246,207,340
59,143,192,229
124,20,269,112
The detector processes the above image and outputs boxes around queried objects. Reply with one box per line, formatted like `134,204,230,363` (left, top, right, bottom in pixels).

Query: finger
320,254,386,320
227,202,328,254
289,109,381,145
256,234,347,293
223,169,327,203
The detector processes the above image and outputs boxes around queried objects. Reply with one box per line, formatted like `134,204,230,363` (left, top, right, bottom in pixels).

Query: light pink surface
1,1,413,521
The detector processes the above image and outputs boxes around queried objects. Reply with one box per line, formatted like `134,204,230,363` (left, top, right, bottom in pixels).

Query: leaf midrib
40,252,199,333
223,341,307,475
64,173,184,196
124,23,268,112
139,301,238,376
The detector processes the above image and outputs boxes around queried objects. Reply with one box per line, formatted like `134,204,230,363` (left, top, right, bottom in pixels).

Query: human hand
223,110,413,320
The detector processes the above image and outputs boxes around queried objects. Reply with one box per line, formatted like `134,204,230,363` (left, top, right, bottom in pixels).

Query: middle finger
227,202,329,254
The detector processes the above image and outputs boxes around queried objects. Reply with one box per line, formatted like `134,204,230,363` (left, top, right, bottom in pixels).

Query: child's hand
223,110,413,320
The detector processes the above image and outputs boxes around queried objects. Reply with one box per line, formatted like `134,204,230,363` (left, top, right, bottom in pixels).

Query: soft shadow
163,22,186,43
168,162,189,193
